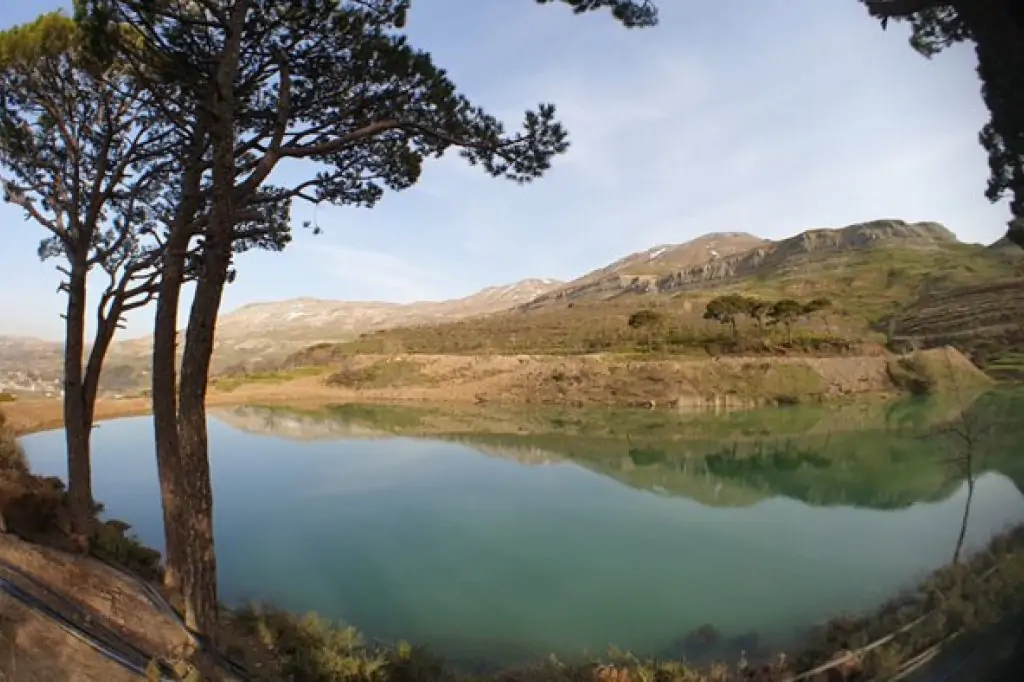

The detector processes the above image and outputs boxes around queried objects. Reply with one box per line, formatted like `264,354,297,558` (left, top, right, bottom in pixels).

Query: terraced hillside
891,278,1024,379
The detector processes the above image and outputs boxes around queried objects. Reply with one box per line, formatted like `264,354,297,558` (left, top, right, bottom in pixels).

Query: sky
0,0,1011,341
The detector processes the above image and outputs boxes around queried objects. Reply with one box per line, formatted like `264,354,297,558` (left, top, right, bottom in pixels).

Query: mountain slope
526,220,967,308
338,219,1021,356
0,278,565,392
0,337,63,395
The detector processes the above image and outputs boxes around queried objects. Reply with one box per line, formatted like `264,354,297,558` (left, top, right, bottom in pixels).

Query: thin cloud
301,243,447,303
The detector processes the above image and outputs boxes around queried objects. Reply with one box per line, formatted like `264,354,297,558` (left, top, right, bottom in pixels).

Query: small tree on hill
803,297,834,334
704,294,750,338
628,308,665,351
769,299,804,344
748,299,771,336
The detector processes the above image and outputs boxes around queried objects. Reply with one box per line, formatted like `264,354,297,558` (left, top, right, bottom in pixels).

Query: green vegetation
213,366,327,393
703,295,833,345
0,392,17,403
230,606,450,682
335,306,860,357
0,409,26,474
326,359,431,390
626,309,664,351
88,519,164,583
890,278,1024,380
702,294,749,336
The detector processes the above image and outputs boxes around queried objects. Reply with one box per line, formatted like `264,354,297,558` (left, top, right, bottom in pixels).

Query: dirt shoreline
4,348,989,436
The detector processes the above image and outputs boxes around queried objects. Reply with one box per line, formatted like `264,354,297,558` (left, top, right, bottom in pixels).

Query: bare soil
0,533,191,681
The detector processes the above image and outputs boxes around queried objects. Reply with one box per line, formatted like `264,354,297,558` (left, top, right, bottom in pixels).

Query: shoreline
3,347,991,436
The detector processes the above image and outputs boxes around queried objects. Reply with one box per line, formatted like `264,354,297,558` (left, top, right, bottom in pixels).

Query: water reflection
19,390,1024,666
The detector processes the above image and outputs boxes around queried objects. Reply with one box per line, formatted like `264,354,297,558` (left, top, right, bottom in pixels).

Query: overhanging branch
864,0,950,21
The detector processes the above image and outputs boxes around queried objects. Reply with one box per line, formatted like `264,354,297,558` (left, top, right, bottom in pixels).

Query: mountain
0,278,565,393
192,277,563,369
525,220,965,308
341,219,1022,358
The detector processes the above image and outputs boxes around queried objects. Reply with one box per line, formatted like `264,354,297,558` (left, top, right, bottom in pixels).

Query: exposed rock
525,219,960,307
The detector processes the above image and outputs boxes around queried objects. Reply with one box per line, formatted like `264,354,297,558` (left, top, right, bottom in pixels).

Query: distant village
0,369,63,398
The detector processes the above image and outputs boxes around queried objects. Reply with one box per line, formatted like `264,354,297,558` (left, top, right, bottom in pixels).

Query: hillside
890,278,1024,380
0,337,63,396
334,220,1021,358
538,232,769,303
0,278,564,394
524,219,969,309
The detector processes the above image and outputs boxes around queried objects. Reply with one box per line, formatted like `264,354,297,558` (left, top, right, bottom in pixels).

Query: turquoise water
19,395,1024,666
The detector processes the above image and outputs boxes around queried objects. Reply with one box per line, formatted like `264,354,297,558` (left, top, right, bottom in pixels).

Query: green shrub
89,519,164,583
230,606,391,682
886,356,936,395
0,410,27,474
326,359,428,389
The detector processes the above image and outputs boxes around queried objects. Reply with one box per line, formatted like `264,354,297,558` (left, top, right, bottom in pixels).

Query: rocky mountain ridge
525,220,962,308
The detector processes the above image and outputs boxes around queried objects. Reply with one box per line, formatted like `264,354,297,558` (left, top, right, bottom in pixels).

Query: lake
19,391,1024,667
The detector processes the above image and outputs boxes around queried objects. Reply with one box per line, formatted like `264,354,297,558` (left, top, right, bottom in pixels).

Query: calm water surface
19,393,1024,666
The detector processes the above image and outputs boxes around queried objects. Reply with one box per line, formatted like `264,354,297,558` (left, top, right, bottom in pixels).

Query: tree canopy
0,11,172,531
628,308,665,329
703,294,750,336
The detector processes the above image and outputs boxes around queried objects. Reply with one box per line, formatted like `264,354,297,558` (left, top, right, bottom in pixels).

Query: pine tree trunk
177,244,229,635
151,122,209,601
152,242,189,598
63,265,93,537
175,11,246,627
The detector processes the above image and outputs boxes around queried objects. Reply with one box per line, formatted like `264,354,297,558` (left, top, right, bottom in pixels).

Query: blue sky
0,0,1010,341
